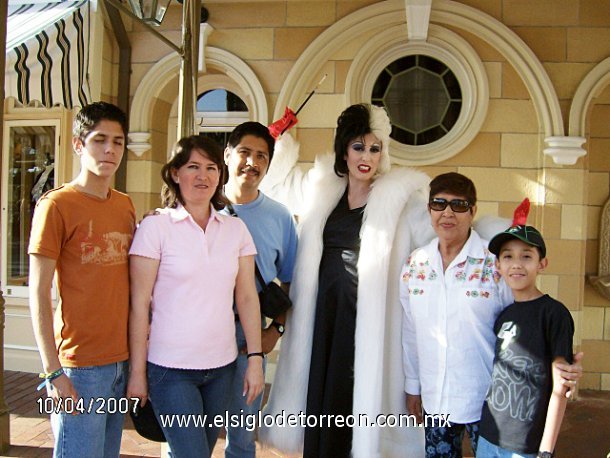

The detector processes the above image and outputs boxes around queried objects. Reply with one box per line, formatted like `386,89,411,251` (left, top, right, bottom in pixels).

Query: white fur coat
259,135,433,457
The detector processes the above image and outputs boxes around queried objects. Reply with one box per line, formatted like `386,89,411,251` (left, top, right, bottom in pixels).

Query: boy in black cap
477,199,574,458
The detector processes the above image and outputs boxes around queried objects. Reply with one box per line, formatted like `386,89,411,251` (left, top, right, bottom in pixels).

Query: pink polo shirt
129,204,257,369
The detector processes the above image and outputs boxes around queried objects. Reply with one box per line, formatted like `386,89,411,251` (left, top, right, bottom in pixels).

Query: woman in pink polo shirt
127,136,264,457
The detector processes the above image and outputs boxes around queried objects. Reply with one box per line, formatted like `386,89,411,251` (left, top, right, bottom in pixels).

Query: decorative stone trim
275,0,563,151
198,24,214,73
543,136,587,165
127,132,152,157
405,0,432,41
569,56,610,137
129,47,268,133
431,1,563,137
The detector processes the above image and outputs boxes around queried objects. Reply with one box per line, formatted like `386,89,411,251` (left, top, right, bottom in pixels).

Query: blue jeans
225,321,266,458
477,436,536,458
50,361,127,458
148,360,236,458
424,410,479,458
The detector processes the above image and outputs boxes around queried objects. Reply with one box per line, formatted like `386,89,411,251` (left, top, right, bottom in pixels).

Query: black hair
333,104,372,177
73,102,128,141
227,121,275,163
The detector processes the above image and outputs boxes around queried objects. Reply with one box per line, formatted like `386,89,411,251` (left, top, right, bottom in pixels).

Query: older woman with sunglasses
399,172,582,458
400,172,506,457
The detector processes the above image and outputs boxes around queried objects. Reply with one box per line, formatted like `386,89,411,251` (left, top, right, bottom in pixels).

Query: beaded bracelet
37,367,64,391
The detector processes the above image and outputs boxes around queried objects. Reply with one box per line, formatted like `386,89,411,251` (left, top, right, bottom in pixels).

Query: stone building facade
3,0,610,391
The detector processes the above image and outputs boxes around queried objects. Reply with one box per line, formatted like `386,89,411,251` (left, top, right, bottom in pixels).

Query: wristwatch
537,451,554,458
270,321,285,336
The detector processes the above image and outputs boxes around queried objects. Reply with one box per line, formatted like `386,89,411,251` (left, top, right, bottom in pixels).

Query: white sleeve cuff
405,379,421,395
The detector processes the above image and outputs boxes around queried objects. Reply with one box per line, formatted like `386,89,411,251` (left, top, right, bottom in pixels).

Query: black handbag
255,263,292,319
130,401,166,442
226,202,293,319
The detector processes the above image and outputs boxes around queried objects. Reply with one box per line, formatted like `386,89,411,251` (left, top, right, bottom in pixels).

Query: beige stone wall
120,0,610,387
126,93,171,217
101,22,119,105
438,0,610,389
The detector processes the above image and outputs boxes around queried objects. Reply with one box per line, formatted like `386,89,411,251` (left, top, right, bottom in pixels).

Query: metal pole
177,0,200,138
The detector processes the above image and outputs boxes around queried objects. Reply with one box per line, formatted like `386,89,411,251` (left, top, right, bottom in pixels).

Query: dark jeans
147,360,236,458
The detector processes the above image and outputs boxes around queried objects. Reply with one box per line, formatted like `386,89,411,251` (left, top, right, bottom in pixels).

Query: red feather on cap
512,198,530,226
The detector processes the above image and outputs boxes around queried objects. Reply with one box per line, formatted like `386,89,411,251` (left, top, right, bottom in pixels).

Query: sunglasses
429,198,471,213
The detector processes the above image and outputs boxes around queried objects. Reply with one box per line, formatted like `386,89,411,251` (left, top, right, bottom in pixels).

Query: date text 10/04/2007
37,397,140,415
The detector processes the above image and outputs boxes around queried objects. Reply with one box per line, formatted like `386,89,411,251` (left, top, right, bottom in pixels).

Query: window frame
2,118,61,298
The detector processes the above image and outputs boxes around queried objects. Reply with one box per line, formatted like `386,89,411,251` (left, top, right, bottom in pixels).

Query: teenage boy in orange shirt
29,102,135,458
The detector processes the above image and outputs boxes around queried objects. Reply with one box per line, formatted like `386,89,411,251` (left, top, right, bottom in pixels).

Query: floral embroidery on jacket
403,251,499,291
481,267,494,283
455,270,467,282
465,290,490,298
468,268,482,281
410,288,424,296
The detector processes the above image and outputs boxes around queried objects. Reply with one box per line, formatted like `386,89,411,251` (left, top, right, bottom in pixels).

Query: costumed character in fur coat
258,104,434,458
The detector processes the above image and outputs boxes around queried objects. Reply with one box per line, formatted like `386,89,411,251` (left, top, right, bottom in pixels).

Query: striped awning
5,0,91,108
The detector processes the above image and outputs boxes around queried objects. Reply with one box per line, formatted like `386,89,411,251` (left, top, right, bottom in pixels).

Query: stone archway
575,61,610,299
127,47,267,156
274,0,563,139
570,56,610,137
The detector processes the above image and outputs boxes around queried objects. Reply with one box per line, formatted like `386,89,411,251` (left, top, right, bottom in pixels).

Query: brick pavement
2,370,609,457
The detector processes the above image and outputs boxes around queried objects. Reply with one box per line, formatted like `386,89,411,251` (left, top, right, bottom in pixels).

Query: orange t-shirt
28,184,136,367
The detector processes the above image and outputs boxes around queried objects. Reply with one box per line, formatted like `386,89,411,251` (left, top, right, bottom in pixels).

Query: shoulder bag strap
226,202,267,290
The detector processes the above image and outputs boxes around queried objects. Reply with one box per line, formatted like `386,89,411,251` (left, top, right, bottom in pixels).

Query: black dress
303,191,364,458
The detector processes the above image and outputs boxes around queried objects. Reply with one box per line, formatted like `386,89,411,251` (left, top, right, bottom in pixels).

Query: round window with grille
372,55,462,146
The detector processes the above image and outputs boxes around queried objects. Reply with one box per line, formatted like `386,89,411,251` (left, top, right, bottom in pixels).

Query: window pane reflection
6,125,55,287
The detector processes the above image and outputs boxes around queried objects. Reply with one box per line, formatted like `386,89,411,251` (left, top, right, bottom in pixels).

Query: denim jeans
477,436,536,458
147,360,236,458
225,321,266,458
50,361,127,458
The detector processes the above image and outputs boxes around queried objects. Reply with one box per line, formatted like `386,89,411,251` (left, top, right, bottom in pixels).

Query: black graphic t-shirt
479,294,574,454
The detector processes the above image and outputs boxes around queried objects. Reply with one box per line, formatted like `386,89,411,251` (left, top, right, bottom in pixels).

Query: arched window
197,89,248,146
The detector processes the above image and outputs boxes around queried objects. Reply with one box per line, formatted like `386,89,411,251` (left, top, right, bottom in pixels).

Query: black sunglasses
429,198,471,213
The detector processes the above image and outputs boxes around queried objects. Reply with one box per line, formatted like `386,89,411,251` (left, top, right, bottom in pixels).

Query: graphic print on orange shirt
81,220,131,265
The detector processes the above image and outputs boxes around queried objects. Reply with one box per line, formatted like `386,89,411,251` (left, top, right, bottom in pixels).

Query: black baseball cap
488,224,546,258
